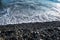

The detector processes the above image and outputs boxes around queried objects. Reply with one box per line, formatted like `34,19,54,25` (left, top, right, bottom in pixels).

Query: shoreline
1,21,60,27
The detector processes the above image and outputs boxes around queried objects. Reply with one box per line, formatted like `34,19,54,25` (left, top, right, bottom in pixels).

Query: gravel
0,21,60,40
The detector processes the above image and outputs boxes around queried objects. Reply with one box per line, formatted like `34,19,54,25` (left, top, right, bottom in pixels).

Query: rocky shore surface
0,21,60,40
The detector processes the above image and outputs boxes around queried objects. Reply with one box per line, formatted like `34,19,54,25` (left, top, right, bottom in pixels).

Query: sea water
0,0,60,25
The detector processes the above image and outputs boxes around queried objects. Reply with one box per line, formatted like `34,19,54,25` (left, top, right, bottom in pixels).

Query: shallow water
0,0,60,25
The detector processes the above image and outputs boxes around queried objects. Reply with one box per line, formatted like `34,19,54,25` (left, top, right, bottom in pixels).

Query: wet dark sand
0,21,60,40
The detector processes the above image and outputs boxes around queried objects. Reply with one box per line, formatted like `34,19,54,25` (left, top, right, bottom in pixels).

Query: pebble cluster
0,22,60,40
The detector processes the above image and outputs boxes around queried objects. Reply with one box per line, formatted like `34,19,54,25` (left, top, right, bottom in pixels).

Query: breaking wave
0,0,60,25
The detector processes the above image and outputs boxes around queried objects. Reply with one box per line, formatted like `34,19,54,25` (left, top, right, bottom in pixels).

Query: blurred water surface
0,0,60,25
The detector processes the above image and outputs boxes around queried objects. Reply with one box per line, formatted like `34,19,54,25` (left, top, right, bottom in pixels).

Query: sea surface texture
0,0,60,25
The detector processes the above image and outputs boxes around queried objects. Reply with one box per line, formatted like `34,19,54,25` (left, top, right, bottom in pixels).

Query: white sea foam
0,0,60,25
